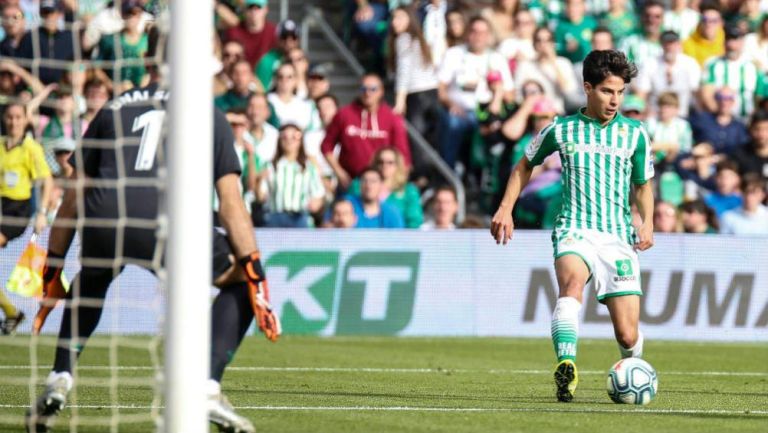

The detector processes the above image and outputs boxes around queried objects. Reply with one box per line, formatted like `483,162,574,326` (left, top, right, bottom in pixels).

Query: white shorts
552,228,642,303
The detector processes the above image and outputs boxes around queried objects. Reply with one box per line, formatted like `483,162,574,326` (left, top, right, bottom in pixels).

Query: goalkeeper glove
239,252,281,342
32,252,68,335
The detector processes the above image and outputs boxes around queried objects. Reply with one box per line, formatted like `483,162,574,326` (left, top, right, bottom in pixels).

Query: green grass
1,336,766,432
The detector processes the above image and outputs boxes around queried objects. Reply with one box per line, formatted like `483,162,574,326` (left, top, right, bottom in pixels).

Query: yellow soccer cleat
554,359,579,402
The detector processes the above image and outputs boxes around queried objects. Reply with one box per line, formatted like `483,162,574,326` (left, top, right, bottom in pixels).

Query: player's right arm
490,121,558,245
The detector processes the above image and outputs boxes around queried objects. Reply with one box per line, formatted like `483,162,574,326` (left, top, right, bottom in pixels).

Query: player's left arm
631,126,655,251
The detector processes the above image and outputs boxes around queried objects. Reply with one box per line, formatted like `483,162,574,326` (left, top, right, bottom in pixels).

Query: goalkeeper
25,78,279,432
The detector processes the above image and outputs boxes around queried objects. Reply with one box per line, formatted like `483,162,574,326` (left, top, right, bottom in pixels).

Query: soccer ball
606,358,658,405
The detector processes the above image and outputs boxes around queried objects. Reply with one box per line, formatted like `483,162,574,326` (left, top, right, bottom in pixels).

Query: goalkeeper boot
208,393,256,433
25,372,72,433
2,310,25,335
554,359,579,402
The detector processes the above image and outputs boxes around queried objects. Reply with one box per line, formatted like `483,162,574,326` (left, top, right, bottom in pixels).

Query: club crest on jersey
619,125,629,138
564,142,576,155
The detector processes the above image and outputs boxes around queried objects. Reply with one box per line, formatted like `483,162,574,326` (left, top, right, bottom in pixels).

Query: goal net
0,1,211,431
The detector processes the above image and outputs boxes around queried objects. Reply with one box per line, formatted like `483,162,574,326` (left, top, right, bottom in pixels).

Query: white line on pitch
0,404,766,416
0,365,766,377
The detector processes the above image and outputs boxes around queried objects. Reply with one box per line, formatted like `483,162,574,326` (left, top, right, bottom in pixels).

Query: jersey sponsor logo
345,125,389,140
614,259,637,282
568,143,634,158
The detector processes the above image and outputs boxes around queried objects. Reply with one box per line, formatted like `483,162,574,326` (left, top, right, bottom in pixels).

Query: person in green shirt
599,0,639,46
255,19,300,91
95,0,149,89
215,59,257,112
554,0,597,63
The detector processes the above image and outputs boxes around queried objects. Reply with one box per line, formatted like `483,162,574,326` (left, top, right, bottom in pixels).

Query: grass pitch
0,336,766,433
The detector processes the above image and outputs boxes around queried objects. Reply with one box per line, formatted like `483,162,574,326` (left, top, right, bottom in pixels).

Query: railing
300,6,467,222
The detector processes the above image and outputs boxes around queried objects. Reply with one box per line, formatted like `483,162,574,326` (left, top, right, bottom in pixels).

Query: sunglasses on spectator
308,74,326,80
535,37,553,43
277,74,295,80
223,51,242,58
702,16,721,24
377,159,396,165
247,5,264,10
716,94,735,101
360,85,380,93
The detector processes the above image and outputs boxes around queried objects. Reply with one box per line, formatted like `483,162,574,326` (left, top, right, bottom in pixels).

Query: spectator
680,199,718,233
350,0,389,73
321,73,411,189
419,0,448,65
634,30,700,117
731,0,763,33
287,47,310,99
421,185,459,230
690,87,750,154
498,8,538,70
0,103,53,248
214,0,241,31
675,141,720,199
699,24,759,121
16,0,76,85
255,19,300,91
307,63,332,101
618,0,664,66
387,6,439,179
349,147,423,228
743,15,768,71
621,94,647,121
648,92,693,162
663,0,699,40
437,16,513,170
214,59,258,112
444,8,466,48
223,0,276,68
683,2,724,67
346,167,405,229
599,0,639,47
226,109,259,207
653,200,680,233
214,40,245,96
703,159,743,218
35,87,82,175
82,78,110,129
266,63,320,131
732,110,768,180
82,0,153,53
1,4,25,57
94,0,150,91
257,124,325,228
720,174,768,234
481,0,519,42
515,27,578,114
245,92,279,165
304,93,338,178
328,198,357,228
0,59,44,126
554,0,597,63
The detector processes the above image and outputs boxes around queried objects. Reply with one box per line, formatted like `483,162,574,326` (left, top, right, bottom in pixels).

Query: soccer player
25,81,280,431
490,50,655,403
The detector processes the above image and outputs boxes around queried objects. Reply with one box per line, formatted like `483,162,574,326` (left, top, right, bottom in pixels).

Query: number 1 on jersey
133,110,166,171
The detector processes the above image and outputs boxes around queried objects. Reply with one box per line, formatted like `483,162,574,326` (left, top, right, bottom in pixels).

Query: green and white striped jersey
260,158,325,214
525,109,654,244
702,57,759,120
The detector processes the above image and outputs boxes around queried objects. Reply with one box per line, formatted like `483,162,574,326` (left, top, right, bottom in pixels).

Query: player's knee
560,279,584,299
616,328,638,349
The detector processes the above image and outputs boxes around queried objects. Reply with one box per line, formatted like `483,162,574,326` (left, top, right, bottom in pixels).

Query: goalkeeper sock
210,282,254,382
0,289,18,317
551,297,581,363
53,269,112,373
619,331,644,358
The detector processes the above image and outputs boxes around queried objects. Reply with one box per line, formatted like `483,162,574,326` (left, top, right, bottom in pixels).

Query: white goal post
165,1,213,432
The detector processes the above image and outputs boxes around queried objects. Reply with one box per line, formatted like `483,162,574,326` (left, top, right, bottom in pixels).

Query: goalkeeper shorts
552,228,642,303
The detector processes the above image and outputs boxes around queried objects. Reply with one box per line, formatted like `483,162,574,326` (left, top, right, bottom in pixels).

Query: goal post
165,1,213,432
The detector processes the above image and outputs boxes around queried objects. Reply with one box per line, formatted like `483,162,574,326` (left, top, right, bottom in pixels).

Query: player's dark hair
274,124,307,170
582,50,638,86
699,0,721,15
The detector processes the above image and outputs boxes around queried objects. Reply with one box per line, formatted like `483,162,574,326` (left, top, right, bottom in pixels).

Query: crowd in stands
1,0,767,234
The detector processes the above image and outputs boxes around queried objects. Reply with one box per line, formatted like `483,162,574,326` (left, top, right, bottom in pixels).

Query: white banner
2,230,766,341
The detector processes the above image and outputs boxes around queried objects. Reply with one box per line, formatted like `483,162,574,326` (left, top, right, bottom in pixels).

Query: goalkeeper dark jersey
73,83,241,262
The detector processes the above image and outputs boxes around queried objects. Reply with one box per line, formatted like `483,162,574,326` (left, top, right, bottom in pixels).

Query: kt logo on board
266,251,420,335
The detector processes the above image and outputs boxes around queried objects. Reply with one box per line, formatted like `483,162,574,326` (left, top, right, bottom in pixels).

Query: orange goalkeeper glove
32,253,68,335
239,252,281,342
